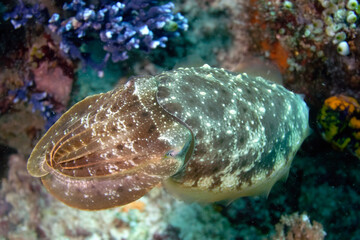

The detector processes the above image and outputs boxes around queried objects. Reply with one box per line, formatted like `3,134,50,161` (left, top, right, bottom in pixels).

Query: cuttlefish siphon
27,65,310,210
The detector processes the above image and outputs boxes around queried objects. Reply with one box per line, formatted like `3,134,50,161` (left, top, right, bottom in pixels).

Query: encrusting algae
27,65,310,210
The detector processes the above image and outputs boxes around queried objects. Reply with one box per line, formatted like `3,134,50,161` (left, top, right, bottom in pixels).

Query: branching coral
50,0,188,62
8,79,60,130
3,0,48,29
5,0,188,74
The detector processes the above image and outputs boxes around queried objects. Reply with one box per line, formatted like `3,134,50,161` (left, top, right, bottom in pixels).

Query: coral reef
0,10,75,158
5,0,188,74
0,154,47,239
248,0,360,108
0,103,45,156
3,0,48,29
1,34,75,129
8,79,60,129
206,0,251,71
271,212,326,240
138,0,232,70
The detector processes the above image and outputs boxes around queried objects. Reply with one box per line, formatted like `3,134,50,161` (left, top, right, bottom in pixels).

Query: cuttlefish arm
28,77,193,210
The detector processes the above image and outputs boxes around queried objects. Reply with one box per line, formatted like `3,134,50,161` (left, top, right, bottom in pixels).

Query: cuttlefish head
27,76,193,210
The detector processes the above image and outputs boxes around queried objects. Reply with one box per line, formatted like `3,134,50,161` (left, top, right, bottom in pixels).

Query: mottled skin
158,66,309,202
27,65,309,210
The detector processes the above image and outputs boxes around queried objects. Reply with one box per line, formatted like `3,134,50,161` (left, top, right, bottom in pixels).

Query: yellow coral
349,117,360,130
317,95,360,159
324,95,358,113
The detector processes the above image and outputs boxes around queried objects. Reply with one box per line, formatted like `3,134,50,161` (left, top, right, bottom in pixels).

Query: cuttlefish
27,65,309,210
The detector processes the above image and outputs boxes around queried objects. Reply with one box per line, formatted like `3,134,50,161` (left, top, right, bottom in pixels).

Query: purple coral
5,0,188,72
8,80,60,130
49,0,188,64
3,1,48,29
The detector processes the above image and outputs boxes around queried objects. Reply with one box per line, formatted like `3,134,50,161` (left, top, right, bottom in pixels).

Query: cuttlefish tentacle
27,65,309,210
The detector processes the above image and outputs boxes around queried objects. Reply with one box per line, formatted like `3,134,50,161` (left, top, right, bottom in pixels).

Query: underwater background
0,0,359,239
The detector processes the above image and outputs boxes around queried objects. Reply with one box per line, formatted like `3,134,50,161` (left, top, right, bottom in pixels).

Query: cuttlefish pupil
27,65,310,210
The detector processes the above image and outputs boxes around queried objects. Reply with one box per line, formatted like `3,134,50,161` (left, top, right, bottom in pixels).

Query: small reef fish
27,65,310,210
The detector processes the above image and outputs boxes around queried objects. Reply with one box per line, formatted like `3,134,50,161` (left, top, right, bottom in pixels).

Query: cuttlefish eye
166,150,177,157
27,65,309,210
